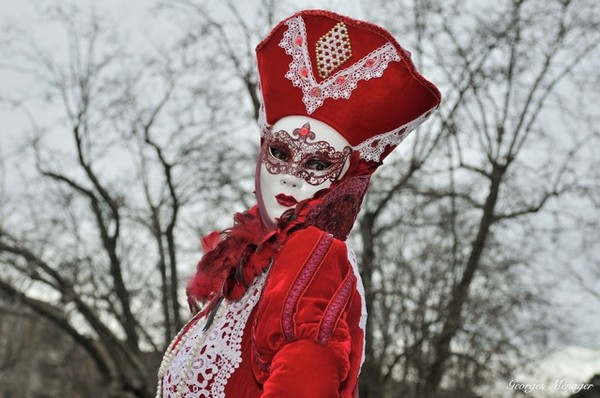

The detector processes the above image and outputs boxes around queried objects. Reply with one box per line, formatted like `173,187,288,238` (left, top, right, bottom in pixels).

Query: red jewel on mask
301,67,309,78
365,58,375,67
295,36,303,46
299,124,310,137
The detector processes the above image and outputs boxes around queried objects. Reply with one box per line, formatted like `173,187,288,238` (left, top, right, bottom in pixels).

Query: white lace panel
162,271,268,398
346,244,367,372
279,16,401,115
257,82,270,137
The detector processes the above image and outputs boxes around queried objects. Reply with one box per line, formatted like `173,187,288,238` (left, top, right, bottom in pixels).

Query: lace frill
160,271,268,398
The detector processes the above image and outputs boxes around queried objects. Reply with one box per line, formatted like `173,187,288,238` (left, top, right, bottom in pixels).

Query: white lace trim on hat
353,108,435,162
279,16,401,115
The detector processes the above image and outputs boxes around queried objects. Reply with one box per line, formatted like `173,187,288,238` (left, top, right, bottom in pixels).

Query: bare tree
356,0,600,396
2,1,599,397
0,3,260,397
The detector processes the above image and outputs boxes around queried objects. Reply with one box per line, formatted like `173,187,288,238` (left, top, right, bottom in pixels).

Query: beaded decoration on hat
316,22,352,79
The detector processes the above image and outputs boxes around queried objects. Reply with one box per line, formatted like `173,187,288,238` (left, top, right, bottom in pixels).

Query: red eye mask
261,123,352,186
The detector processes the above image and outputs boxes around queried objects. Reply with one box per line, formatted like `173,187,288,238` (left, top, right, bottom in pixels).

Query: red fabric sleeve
252,226,356,395
261,339,344,398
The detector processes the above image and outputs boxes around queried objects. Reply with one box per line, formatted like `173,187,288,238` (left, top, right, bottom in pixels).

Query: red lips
276,194,298,207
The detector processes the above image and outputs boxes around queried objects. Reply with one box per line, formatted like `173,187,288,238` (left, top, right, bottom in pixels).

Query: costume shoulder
252,226,357,391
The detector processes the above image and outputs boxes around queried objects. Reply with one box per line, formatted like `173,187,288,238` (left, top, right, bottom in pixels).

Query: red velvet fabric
180,202,365,396
203,226,364,397
262,339,345,397
250,226,362,397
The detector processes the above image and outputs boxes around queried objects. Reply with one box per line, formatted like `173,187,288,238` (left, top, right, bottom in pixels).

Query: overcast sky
1,0,599,392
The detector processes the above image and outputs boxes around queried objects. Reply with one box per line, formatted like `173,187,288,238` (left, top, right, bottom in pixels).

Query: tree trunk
420,164,506,397
358,211,385,398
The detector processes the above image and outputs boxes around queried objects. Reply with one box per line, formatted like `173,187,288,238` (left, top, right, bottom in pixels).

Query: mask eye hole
269,146,288,162
305,158,332,171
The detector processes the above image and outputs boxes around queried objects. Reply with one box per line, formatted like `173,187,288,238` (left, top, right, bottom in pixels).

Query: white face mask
256,116,351,226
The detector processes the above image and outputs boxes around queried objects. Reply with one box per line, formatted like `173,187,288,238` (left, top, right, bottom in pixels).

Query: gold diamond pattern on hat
316,22,353,79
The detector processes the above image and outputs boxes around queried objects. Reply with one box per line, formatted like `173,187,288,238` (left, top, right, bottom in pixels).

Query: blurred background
1,0,599,397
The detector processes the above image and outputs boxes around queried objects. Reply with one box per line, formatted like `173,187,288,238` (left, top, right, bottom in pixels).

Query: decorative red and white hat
256,9,442,164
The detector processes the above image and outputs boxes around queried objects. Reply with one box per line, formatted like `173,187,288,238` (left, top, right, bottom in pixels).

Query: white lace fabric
353,110,435,162
346,244,367,371
162,271,268,398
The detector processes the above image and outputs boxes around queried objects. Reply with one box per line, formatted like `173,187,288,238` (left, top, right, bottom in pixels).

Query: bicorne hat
256,9,441,165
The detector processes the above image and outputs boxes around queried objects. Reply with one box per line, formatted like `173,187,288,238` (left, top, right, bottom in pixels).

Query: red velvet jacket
158,226,366,397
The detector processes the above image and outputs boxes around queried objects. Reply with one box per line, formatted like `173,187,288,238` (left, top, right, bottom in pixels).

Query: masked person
157,9,441,398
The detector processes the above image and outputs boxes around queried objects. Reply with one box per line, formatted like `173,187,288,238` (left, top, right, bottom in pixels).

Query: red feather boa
186,206,296,314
